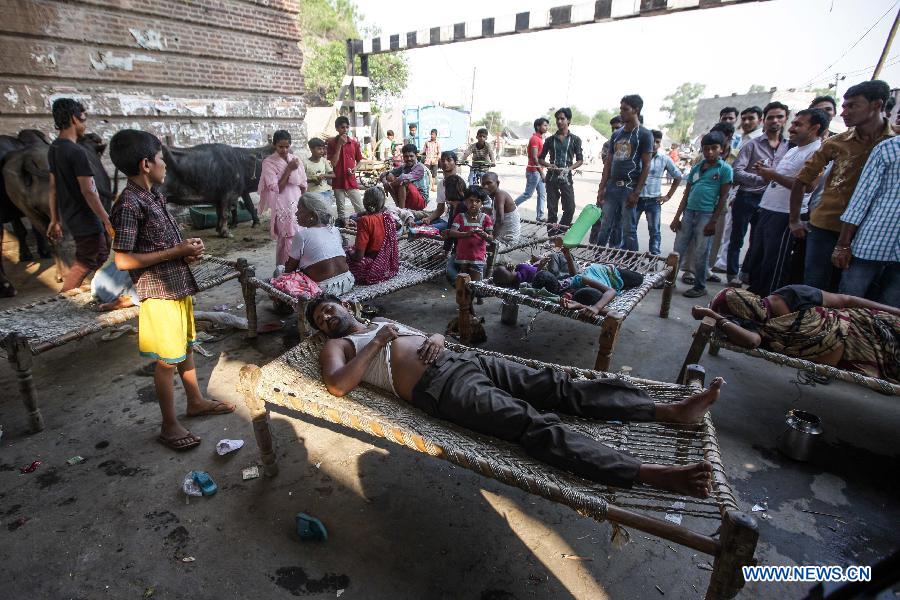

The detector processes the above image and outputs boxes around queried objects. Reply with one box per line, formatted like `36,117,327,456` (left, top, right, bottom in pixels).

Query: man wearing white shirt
743,109,830,296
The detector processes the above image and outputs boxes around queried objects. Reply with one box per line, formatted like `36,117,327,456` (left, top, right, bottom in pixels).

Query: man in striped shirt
833,136,900,307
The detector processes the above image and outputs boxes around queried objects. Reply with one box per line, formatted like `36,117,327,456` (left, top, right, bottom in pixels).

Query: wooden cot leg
659,252,679,319
4,333,44,433
594,310,624,372
705,510,758,599
237,259,258,339
500,300,519,326
239,365,278,477
678,317,715,384
455,274,475,344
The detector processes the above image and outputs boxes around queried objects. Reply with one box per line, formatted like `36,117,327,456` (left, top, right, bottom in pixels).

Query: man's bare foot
185,398,235,417
97,296,135,312
637,462,713,499
656,377,724,423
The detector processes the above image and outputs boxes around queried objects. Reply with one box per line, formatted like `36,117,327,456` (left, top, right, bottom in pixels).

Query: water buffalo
3,132,112,283
161,143,269,238
1,130,52,263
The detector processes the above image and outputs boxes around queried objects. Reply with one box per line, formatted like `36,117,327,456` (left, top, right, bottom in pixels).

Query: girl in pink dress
258,130,308,267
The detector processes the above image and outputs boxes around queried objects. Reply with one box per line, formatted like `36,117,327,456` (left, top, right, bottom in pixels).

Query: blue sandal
296,513,328,541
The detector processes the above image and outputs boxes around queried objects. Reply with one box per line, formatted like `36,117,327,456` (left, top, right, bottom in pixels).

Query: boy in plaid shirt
109,129,234,452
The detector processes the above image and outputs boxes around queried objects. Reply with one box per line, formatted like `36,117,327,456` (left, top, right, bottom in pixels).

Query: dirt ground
1,177,899,599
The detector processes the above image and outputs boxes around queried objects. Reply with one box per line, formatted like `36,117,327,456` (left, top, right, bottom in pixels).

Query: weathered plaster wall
0,0,305,149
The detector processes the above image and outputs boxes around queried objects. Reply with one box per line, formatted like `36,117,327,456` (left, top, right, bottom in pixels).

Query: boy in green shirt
304,137,335,204
670,132,733,298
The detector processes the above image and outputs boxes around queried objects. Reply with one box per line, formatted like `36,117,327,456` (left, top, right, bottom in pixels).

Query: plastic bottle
562,204,602,247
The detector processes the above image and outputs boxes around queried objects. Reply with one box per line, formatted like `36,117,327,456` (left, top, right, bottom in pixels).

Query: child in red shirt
446,185,493,280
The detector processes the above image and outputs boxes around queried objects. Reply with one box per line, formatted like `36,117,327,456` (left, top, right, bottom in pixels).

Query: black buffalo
161,143,269,238
0,130,52,263
2,132,112,284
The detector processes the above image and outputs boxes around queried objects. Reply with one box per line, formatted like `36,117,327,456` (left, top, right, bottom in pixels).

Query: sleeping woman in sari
692,285,900,384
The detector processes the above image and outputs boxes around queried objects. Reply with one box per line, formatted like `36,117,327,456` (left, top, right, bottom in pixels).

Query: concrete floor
1,165,899,599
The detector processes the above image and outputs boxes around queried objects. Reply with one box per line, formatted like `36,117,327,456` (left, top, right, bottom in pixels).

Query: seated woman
345,188,399,285
693,286,900,384
283,193,354,296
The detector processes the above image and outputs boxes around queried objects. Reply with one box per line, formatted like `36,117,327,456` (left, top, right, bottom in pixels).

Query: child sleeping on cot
492,247,644,321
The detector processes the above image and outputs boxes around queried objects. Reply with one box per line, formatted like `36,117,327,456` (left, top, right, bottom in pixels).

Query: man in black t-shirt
594,95,654,250
47,98,113,291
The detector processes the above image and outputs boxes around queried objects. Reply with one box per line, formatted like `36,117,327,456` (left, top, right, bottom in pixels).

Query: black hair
719,106,738,118
810,96,837,111
476,127,488,137
401,143,417,154
305,294,343,331
362,187,386,214
885,96,896,114
763,101,789,117
618,268,643,289
533,117,550,131
741,106,763,118
440,150,458,163
307,137,325,149
554,107,572,121
843,80,890,107
430,128,438,135
651,129,663,140
464,185,490,205
444,175,467,202
272,130,291,144
386,130,394,136
109,129,162,177
701,132,726,147
610,115,623,126
51,98,86,130
409,123,417,129
491,265,519,289
334,116,350,128
532,271,560,294
621,95,644,114
795,108,831,136
710,122,735,139
481,171,498,184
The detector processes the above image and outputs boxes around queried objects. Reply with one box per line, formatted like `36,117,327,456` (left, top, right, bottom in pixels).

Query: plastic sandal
295,512,328,541
191,470,218,496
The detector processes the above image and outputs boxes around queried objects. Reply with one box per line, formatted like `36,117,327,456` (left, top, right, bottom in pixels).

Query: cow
160,142,269,238
3,132,112,283
0,129,52,263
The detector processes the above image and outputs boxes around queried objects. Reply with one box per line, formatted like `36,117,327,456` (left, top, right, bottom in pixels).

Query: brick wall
0,0,306,152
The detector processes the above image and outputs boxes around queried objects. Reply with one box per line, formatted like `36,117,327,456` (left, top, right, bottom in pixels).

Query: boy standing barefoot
109,129,234,451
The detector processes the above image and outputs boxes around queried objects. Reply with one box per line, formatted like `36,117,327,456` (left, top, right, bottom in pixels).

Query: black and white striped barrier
361,0,768,55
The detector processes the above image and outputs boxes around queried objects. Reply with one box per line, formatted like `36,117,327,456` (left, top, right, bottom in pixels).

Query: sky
352,0,900,129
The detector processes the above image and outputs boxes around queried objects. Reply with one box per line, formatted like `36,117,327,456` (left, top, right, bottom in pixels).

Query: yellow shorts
138,296,196,364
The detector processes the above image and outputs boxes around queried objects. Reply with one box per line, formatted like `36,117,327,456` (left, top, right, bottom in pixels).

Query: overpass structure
336,0,771,144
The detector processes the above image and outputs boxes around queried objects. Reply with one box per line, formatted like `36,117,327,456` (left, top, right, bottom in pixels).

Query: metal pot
777,409,823,462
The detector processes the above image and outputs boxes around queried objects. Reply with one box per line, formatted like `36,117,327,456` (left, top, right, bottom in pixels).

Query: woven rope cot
1,256,244,432
457,244,679,371
241,233,448,338
495,218,570,255
679,316,900,396
239,335,757,599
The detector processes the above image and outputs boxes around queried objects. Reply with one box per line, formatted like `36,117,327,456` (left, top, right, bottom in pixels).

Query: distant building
691,88,844,139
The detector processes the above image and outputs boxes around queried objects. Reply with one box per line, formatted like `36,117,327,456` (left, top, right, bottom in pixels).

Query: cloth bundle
270,271,322,299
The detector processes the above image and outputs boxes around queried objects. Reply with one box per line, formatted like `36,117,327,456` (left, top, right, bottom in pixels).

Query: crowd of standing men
508,80,897,306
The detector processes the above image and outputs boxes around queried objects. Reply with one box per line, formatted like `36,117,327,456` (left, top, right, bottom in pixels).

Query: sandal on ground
681,274,696,285
157,431,201,451
186,401,235,418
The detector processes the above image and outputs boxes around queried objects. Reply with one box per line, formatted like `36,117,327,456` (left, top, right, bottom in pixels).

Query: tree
747,84,767,94
298,0,409,110
661,82,706,143
473,110,505,135
591,108,619,137
806,86,834,99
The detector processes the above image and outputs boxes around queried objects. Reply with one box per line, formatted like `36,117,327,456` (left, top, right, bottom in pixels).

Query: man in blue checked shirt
627,130,682,255
833,136,900,307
